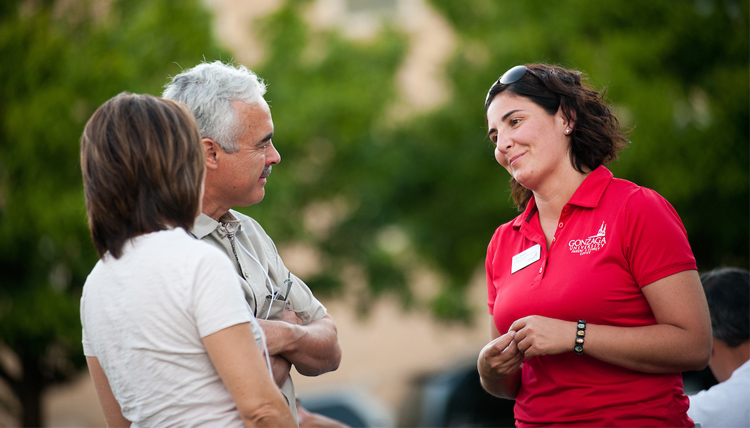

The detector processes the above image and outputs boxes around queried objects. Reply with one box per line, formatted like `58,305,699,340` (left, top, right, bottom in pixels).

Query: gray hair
162,61,267,153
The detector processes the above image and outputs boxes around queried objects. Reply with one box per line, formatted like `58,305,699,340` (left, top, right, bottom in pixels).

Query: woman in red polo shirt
478,64,712,427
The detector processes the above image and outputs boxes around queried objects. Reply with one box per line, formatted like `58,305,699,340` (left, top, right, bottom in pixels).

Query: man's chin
244,190,265,207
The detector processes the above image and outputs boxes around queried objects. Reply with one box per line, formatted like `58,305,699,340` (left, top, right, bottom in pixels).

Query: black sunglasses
485,65,528,104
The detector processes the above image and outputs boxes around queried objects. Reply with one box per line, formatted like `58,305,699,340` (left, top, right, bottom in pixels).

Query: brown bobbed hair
80,92,204,259
485,64,630,211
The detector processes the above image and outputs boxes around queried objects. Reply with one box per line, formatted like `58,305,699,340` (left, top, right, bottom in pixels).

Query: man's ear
203,138,220,170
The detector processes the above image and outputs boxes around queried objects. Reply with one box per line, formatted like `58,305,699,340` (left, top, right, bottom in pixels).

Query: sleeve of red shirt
486,227,502,315
623,187,697,288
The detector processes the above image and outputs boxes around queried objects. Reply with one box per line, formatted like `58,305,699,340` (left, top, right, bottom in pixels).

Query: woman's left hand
509,316,576,358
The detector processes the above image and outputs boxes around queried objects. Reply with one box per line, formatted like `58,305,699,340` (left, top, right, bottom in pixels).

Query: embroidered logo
568,222,607,255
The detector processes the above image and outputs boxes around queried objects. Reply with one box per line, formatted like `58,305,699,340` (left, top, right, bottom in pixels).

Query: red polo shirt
486,166,696,427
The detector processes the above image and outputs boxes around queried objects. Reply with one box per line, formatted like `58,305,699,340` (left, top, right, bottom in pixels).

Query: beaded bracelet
574,319,586,355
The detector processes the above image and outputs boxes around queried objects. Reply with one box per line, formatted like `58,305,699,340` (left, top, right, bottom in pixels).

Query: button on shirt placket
541,206,572,276
555,207,571,246
522,229,547,279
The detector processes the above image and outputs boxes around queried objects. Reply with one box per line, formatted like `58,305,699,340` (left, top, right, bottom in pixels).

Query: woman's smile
509,152,525,167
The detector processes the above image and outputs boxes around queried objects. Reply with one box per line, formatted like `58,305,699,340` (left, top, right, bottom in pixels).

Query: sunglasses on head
486,65,528,104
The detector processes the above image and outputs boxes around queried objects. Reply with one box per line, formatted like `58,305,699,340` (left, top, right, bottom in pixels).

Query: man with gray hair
163,61,343,425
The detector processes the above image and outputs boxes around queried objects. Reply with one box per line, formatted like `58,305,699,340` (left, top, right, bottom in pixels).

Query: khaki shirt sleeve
285,272,327,325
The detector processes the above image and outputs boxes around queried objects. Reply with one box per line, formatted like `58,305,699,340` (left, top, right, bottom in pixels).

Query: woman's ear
563,107,577,132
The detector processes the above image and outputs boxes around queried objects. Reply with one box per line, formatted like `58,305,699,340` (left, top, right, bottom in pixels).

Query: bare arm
584,269,712,371
477,316,523,399
202,322,297,428
86,356,130,427
256,313,342,376
511,270,712,373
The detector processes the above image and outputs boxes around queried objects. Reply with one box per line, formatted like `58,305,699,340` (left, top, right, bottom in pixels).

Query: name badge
511,244,541,274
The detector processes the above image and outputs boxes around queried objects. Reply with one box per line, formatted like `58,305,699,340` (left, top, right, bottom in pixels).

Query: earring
564,128,571,135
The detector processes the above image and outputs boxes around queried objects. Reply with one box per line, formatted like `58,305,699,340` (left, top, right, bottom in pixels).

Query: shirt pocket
259,294,290,320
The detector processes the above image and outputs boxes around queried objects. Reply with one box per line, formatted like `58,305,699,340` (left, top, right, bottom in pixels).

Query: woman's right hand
477,317,523,399
478,330,523,379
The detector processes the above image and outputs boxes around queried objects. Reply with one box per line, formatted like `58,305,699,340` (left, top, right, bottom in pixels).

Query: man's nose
268,142,281,165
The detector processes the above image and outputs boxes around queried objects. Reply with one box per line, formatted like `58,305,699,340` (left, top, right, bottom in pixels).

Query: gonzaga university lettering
569,222,608,255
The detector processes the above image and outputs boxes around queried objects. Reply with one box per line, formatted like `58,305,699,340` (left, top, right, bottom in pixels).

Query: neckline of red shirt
512,165,614,229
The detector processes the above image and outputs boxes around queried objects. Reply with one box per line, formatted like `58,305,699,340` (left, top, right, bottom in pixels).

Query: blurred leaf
0,0,227,424
246,0,748,324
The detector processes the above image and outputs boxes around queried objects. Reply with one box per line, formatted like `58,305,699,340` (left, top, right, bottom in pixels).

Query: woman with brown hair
79,93,294,427
477,64,712,426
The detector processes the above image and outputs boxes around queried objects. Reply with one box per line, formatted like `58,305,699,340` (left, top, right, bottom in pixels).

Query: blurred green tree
248,0,748,320
1,0,747,424
0,0,226,424
420,0,750,312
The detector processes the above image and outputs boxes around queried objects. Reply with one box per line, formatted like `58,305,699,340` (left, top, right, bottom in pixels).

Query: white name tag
511,244,541,274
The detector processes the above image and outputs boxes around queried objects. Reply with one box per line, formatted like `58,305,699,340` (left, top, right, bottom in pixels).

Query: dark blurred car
400,358,515,428
399,357,718,428
298,387,395,428
299,357,717,428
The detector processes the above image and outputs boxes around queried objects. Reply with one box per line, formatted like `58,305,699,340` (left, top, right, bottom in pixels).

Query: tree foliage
0,0,747,424
248,0,749,320
0,0,226,424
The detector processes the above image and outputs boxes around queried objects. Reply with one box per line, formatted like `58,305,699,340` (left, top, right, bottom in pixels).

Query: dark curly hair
485,64,629,210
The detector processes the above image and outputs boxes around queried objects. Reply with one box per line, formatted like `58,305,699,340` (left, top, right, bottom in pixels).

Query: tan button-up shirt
192,210,328,421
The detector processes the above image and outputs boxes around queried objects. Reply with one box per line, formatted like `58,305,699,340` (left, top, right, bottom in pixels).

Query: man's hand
269,355,292,388
256,313,342,377
256,310,302,356
280,309,303,325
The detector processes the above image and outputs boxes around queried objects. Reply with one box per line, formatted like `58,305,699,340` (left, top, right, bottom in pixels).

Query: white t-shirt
688,359,750,428
81,228,262,427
